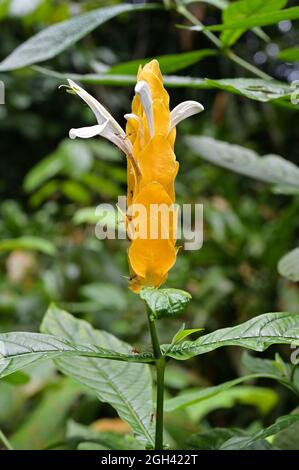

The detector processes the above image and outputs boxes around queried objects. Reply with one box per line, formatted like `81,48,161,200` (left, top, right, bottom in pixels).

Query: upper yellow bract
126,60,178,293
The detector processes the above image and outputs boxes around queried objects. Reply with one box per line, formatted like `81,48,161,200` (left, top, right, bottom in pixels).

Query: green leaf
171,325,204,345
278,248,299,282
10,379,83,450
2,370,30,386
207,6,299,32
273,407,299,450
0,0,10,21
109,49,217,75
77,442,108,450
34,67,296,103
174,386,277,421
140,287,192,319
164,312,299,360
242,351,290,380
41,305,155,447
34,65,207,88
0,3,159,71
204,78,293,102
0,236,57,256
73,207,103,225
165,374,277,412
61,181,91,205
278,47,299,62
186,136,299,188
24,140,93,193
221,414,299,450
80,283,127,313
220,0,287,47
186,428,245,450
0,332,152,378
0,322,154,381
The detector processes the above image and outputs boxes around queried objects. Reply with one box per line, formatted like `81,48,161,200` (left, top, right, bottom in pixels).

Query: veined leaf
140,287,192,319
278,248,299,283
41,305,155,447
164,312,299,360
186,136,299,188
109,49,217,75
0,330,153,379
220,0,287,47
204,78,293,102
0,3,159,71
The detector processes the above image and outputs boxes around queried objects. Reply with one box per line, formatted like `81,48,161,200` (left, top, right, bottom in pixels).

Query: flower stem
155,356,166,450
147,310,165,450
176,5,272,80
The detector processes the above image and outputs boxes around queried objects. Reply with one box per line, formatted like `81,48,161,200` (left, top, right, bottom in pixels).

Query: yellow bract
126,60,178,293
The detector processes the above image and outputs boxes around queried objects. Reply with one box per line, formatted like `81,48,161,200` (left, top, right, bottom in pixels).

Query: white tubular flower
169,100,204,132
68,79,132,155
134,80,154,138
124,113,141,123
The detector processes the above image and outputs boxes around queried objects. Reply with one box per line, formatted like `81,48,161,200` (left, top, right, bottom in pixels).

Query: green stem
147,310,165,450
176,5,272,80
0,429,13,450
155,356,166,450
177,5,221,48
226,50,272,80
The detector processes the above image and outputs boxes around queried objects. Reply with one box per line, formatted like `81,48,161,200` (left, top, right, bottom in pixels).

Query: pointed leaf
41,305,155,447
0,3,159,71
0,330,153,379
220,0,287,47
109,49,217,75
34,67,296,103
186,136,299,188
164,312,299,360
171,327,204,345
140,287,192,320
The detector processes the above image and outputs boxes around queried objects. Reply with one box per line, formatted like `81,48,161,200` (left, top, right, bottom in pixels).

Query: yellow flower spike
67,59,204,294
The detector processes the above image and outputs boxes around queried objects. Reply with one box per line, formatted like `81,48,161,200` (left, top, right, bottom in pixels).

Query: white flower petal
124,113,141,122
69,123,107,140
67,79,132,155
170,101,204,131
134,80,154,138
